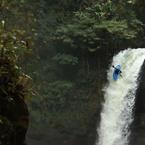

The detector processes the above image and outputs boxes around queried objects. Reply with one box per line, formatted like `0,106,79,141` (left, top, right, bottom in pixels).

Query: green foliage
33,80,74,105
0,0,40,59
54,1,143,52
29,76,97,136
77,0,115,21
0,22,30,60
93,20,142,39
0,51,31,144
0,1,33,144
53,53,78,65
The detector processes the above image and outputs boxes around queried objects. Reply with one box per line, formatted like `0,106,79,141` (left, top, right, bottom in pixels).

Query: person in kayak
112,65,122,76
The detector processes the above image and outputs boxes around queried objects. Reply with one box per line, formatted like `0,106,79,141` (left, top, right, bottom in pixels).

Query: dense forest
1,0,145,145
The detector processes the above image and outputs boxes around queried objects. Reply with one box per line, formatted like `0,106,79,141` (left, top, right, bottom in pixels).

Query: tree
0,1,34,144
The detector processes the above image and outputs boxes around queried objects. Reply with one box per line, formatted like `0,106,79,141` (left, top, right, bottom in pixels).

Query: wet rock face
135,61,145,114
130,61,145,145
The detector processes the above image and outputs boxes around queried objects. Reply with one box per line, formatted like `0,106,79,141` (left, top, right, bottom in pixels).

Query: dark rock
130,60,145,145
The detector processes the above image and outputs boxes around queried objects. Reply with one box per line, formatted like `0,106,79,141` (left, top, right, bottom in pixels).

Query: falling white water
97,48,145,145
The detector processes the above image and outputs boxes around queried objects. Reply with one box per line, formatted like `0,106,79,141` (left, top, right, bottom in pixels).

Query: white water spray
97,48,145,145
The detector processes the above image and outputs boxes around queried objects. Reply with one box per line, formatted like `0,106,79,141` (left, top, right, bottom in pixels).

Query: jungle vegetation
0,0,145,145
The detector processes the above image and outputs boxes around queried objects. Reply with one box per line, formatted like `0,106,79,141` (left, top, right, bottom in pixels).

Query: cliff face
130,60,145,145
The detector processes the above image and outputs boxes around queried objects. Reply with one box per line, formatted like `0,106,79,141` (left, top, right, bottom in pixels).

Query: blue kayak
113,65,121,81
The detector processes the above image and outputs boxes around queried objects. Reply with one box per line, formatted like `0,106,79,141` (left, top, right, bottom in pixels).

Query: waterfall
97,48,145,145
